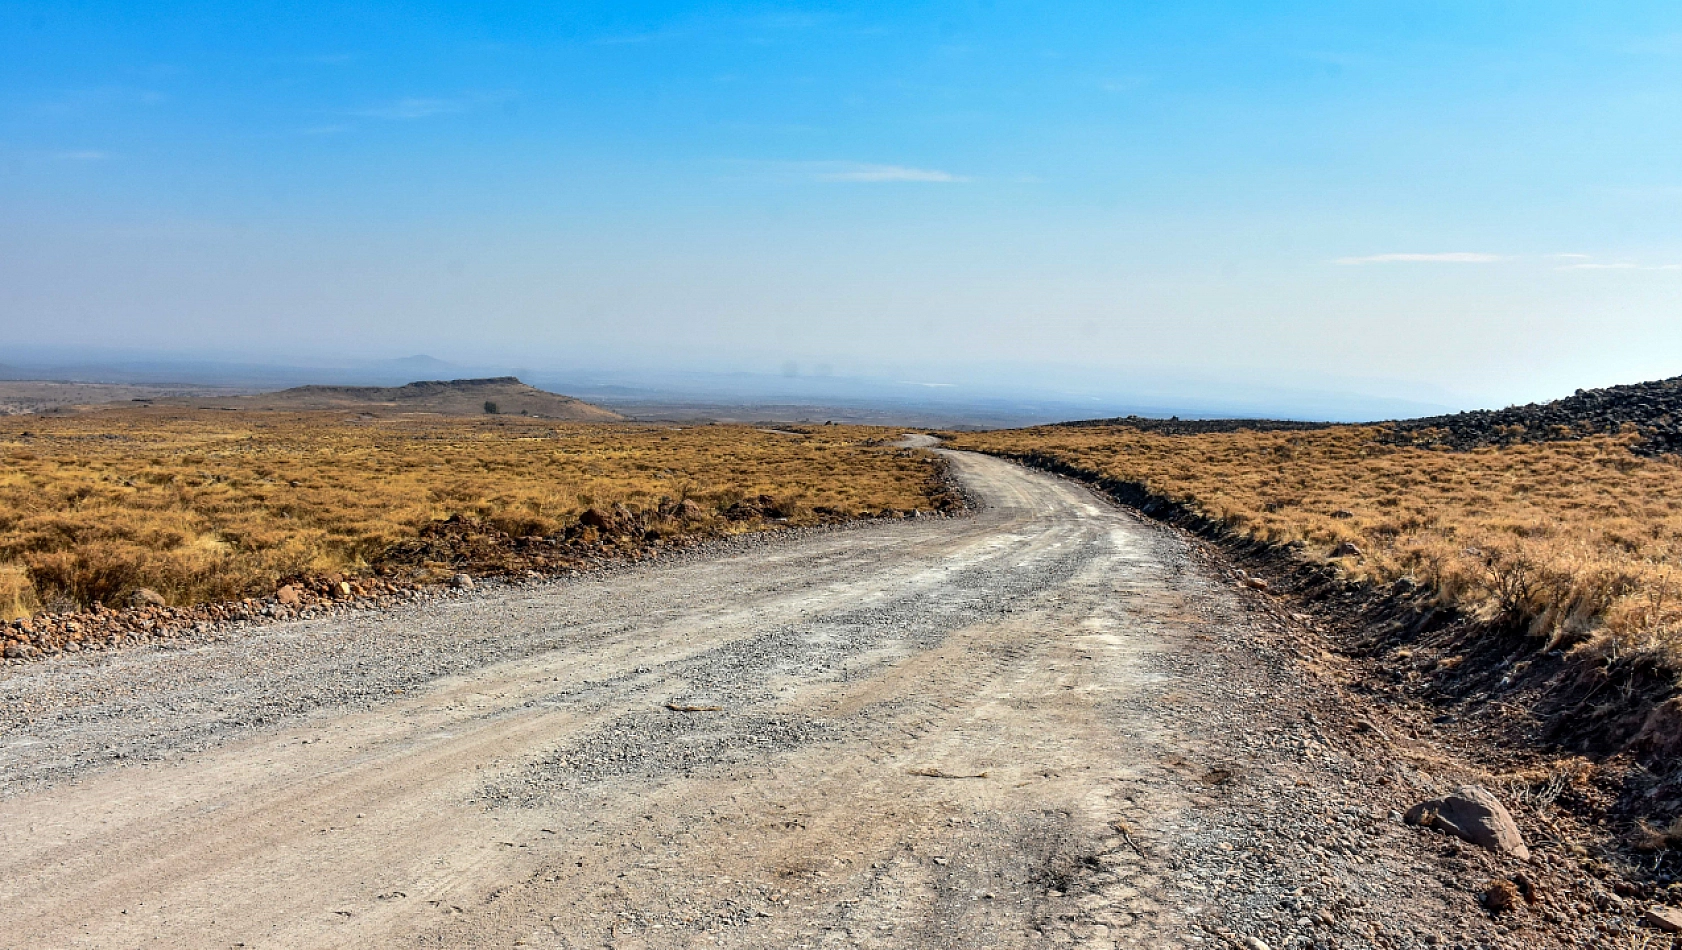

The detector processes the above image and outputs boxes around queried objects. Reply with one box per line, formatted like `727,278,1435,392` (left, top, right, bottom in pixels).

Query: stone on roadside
1483,879,1522,912
127,588,167,609
451,573,474,589
1329,541,1363,559
1405,785,1530,860
1646,905,1682,933
275,585,302,606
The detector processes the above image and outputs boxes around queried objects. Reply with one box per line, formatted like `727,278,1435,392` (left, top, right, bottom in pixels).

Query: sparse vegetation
948,424,1682,660
0,411,949,617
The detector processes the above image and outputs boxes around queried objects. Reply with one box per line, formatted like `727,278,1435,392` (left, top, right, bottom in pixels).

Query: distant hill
374,354,462,375
172,377,625,421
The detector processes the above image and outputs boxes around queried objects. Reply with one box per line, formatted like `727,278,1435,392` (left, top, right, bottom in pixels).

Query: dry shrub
950,425,1682,658
0,564,37,620
0,412,940,613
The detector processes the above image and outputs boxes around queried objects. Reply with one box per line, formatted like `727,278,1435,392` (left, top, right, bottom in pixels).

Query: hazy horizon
5,3,1682,413
0,341,1567,426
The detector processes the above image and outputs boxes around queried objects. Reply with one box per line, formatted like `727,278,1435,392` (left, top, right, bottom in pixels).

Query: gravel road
0,447,1570,949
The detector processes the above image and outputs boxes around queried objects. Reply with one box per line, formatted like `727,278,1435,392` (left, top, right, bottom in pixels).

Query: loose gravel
0,448,1644,949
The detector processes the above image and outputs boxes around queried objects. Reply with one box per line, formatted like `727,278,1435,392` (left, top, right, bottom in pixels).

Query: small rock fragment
1646,905,1682,933
275,585,302,606
451,573,474,590
1329,541,1362,559
1483,879,1522,913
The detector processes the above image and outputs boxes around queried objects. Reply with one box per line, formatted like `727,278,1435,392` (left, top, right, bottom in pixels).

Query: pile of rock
1384,374,1682,456
722,494,799,521
3,576,432,664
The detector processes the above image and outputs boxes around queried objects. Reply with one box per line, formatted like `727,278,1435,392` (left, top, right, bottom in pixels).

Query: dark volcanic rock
1058,374,1682,456
1053,416,1335,436
1383,375,1682,456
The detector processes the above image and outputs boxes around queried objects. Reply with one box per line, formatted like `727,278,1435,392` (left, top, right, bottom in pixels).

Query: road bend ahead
0,448,1479,949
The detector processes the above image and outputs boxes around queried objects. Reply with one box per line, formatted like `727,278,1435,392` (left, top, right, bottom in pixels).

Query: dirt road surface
0,447,1547,949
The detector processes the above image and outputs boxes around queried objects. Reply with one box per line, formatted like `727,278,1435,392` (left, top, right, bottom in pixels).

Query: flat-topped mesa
165,377,625,421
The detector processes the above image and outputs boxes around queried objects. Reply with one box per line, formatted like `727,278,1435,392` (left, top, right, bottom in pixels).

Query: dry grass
0,411,942,617
949,425,1682,658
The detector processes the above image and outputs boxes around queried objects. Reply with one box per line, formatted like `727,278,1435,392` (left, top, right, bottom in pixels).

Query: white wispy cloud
1561,261,1682,271
34,87,163,116
811,163,969,183
1333,252,1506,265
1098,77,1148,93
592,31,678,45
351,97,473,120
348,92,516,121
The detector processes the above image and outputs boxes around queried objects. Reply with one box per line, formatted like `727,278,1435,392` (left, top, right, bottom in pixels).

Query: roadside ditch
984,447,1682,899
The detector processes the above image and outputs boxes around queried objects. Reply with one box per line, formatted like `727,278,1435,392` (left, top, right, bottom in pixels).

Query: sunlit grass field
0,411,942,617
949,425,1682,660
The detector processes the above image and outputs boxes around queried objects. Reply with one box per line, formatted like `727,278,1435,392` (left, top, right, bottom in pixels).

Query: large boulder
578,508,615,530
1405,785,1530,860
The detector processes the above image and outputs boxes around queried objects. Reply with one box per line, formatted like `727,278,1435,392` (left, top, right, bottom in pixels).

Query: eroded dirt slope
0,450,1593,948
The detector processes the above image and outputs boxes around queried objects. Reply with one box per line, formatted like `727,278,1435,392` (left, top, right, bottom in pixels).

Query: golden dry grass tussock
950,425,1682,657
0,411,944,618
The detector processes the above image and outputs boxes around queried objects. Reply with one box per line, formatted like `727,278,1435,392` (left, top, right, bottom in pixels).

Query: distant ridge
1054,374,1682,456
171,377,625,421
1052,415,1334,435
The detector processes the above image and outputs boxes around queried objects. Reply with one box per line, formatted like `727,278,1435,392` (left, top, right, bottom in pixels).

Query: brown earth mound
171,377,624,421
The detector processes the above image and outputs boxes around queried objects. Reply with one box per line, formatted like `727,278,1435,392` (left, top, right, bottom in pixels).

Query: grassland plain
0,411,952,620
947,424,1682,663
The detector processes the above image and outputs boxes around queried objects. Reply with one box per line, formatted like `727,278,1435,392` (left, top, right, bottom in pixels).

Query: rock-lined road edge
0,448,1605,948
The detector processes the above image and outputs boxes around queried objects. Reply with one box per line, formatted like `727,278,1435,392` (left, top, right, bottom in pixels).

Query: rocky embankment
1059,374,1682,456
1385,375,1682,456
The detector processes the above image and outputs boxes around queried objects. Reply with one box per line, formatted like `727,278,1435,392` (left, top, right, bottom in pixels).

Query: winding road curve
0,446,1490,949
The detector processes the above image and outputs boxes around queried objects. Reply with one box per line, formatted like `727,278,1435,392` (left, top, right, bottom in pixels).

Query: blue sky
3,2,1682,407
